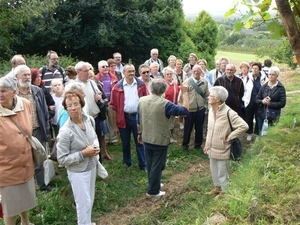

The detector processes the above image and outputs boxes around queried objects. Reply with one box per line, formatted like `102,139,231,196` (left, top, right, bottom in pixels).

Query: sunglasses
101,65,108,68
142,71,150,74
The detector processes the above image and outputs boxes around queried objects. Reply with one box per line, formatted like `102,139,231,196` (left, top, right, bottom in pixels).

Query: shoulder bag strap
189,77,204,98
227,109,234,131
9,117,31,141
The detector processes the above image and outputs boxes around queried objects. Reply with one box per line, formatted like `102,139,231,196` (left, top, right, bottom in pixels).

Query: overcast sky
182,0,236,16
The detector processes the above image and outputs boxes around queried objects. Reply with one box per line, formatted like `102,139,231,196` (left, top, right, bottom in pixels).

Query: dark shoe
182,146,189,154
40,185,55,192
194,146,203,151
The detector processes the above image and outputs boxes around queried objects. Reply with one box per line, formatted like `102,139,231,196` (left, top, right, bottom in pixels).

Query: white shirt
123,78,139,113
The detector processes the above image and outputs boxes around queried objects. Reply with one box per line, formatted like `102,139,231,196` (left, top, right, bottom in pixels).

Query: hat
189,53,198,61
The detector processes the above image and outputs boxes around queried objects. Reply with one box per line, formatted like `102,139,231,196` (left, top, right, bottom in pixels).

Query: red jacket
110,77,147,128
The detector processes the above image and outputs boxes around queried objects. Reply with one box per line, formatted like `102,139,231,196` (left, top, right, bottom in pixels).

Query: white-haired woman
204,86,248,199
0,77,36,225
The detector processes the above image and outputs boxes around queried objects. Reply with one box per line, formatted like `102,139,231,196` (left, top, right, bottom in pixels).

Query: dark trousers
145,146,168,195
119,113,146,169
245,102,259,135
182,108,205,148
94,114,103,163
33,127,46,188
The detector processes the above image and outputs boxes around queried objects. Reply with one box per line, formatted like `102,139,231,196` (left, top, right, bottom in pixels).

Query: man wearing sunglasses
144,48,164,73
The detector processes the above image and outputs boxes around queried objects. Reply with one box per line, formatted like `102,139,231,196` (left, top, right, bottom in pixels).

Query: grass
216,50,264,65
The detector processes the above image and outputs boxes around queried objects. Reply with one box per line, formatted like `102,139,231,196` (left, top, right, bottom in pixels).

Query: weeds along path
97,160,210,225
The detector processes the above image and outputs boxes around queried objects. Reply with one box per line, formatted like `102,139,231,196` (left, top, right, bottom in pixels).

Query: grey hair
269,66,280,76
46,50,57,59
150,78,167,95
163,68,174,76
64,80,84,93
14,65,30,77
138,64,149,74
150,48,159,54
219,57,230,64
0,76,17,91
123,64,135,72
210,86,228,103
11,54,25,67
75,61,86,71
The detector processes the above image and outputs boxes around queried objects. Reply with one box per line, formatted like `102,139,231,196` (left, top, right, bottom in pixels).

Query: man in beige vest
138,78,189,197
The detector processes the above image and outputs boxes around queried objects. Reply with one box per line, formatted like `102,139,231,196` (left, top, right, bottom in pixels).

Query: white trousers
209,158,229,191
68,167,96,225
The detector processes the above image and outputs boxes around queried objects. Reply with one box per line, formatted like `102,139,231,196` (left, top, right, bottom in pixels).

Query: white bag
95,155,108,179
44,159,55,185
97,160,108,179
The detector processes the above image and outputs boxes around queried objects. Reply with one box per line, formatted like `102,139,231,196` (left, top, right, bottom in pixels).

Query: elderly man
138,78,189,197
75,61,104,160
41,50,66,90
113,52,125,74
178,65,209,154
5,54,26,79
144,48,164,72
110,64,147,170
214,63,244,118
96,60,119,146
138,64,152,95
15,65,53,191
213,57,230,82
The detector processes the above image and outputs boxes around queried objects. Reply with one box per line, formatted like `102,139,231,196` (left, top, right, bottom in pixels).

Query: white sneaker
170,138,177,143
180,123,184,129
246,134,252,141
146,191,166,197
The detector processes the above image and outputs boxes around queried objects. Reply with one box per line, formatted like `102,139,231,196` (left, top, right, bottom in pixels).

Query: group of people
0,48,286,224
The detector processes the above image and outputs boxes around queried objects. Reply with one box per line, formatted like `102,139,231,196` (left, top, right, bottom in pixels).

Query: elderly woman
0,77,36,225
57,91,99,225
183,53,198,78
65,66,77,81
164,68,180,143
256,66,286,132
163,55,176,73
31,68,55,120
107,58,122,80
197,59,214,87
150,62,164,79
204,86,248,199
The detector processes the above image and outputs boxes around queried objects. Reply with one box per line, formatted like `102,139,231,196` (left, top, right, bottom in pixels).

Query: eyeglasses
165,73,173,76
50,58,59,61
142,71,150,74
66,102,80,108
101,65,108,68
208,95,216,98
268,73,277,76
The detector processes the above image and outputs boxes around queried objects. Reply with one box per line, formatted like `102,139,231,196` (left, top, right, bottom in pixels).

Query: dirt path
97,161,210,225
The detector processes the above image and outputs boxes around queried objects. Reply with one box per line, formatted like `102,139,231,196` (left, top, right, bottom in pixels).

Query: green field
216,50,264,66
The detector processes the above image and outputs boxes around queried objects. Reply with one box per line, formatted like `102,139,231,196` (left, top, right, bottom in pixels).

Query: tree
0,0,56,59
11,0,186,68
225,0,300,66
189,11,218,69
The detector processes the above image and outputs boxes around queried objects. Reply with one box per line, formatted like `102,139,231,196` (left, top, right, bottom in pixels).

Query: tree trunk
275,0,300,66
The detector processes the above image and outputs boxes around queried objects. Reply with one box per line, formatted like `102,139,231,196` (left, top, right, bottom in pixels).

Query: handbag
0,194,3,218
44,143,55,185
9,118,47,164
65,126,108,179
227,110,242,161
90,81,108,121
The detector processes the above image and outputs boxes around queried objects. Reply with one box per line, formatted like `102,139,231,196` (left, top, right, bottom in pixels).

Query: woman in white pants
57,91,99,225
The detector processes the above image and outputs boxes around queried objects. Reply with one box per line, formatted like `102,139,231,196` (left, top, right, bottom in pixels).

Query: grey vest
139,95,172,146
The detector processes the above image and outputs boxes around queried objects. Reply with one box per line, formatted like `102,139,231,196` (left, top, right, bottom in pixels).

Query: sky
182,0,236,17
